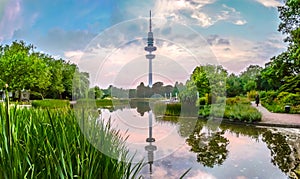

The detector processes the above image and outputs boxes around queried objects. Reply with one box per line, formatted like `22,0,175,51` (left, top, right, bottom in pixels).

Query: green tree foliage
178,79,198,105
194,65,227,98
240,65,262,92
226,74,243,97
0,41,51,99
278,0,300,43
191,66,210,97
72,71,90,99
261,0,300,93
88,86,103,99
0,41,89,99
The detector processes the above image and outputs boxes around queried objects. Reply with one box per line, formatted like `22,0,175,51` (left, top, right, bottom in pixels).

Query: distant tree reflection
186,120,229,168
130,100,150,116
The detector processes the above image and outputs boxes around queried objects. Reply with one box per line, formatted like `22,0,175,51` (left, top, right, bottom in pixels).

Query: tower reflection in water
145,110,157,174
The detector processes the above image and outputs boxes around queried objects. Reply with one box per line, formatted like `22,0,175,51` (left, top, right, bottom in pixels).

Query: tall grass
0,104,143,178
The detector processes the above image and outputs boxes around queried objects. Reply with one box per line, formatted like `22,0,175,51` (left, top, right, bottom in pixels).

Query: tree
42,56,65,98
0,41,51,99
152,82,164,95
136,82,151,98
226,73,243,97
179,79,198,105
88,86,103,99
191,66,210,97
239,65,262,93
72,70,90,100
264,0,300,93
278,0,300,43
61,63,78,99
190,65,227,103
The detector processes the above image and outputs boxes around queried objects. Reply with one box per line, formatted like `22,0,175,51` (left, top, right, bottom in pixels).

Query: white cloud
153,0,246,27
255,0,282,7
64,50,84,64
234,20,247,25
0,0,22,42
209,35,286,74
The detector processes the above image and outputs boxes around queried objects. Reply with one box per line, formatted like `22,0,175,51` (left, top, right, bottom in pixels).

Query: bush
259,91,267,99
247,90,257,100
32,99,70,108
277,91,290,101
282,93,300,106
197,97,207,106
216,96,226,104
261,91,300,113
226,98,237,105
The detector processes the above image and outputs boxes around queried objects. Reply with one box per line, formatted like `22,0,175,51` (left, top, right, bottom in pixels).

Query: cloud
217,4,247,25
0,0,22,42
209,34,286,74
255,0,282,7
206,35,230,46
64,50,84,64
153,0,246,27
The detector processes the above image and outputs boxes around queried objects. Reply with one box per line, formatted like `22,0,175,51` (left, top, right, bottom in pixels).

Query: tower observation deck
144,10,157,88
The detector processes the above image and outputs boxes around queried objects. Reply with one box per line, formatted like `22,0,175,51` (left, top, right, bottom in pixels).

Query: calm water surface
100,104,300,179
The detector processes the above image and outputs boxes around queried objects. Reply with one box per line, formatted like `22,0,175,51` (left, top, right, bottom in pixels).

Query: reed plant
0,102,143,178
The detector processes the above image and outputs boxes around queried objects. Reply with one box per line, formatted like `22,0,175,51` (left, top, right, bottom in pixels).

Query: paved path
251,102,300,128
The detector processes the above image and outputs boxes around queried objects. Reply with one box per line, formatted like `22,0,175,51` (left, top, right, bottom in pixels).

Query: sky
0,0,287,88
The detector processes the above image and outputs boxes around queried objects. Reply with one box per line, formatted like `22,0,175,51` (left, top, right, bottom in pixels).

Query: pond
99,101,300,178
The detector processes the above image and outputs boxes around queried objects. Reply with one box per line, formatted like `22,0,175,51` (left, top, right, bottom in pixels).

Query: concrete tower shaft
145,10,157,87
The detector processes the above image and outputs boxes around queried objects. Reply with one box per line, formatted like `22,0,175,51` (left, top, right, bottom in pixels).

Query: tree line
0,40,89,100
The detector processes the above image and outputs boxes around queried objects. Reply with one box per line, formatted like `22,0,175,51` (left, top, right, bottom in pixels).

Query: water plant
0,102,143,178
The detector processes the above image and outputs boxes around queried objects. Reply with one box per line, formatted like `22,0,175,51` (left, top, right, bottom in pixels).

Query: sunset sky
0,0,287,88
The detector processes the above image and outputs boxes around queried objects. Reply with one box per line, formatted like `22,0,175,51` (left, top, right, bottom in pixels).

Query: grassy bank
153,97,261,122
153,102,198,117
0,104,143,178
199,97,261,122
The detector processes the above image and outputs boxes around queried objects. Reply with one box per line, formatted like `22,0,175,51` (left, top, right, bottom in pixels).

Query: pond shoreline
220,118,300,129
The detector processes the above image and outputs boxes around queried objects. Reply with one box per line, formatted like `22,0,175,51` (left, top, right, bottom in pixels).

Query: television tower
144,10,157,175
144,10,157,88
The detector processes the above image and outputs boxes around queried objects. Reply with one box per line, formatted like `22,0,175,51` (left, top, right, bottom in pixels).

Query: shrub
216,96,226,104
247,90,257,100
197,97,207,106
259,91,267,99
277,91,290,101
261,91,300,113
282,93,300,106
226,98,237,105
